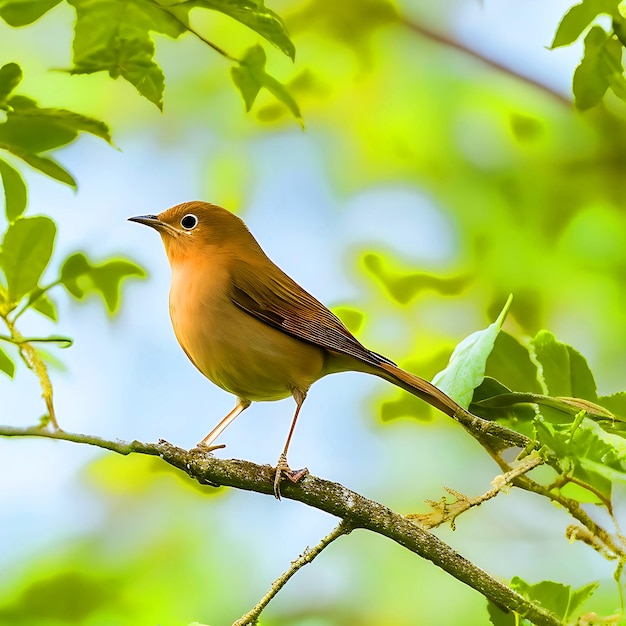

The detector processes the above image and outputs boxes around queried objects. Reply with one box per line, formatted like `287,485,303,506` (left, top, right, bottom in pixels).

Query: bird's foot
273,453,309,500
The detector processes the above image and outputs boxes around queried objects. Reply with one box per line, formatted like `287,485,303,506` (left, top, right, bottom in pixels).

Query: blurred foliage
2,0,626,624
0,60,144,411
488,579,602,626
551,0,626,109
0,0,299,115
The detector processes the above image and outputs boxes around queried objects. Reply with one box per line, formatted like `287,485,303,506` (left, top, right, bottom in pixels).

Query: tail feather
373,361,530,450
376,361,462,418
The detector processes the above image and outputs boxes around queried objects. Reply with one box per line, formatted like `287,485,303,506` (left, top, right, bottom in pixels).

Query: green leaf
598,391,626,419
431,295,512,409
0,62,22,107
60,252,89,299
30,292,58,321
510,577,598,622
184,0,295,60
332,306,365,334
67,0,187,110
60,252,146,314
602,34,626,102
535,415,626,503
0,95,112,154
361,252,470,305
551,0,620,48
0,0,63,26
0,158,27,221
530,330,598,400
470,378,537,427
573,26,612,109
231,45,302,124
568,581,602,619
0,88,111,187
8,151,76,187
486,601,526,626
0,344,15,378
484,331,543,395
0,216,56,304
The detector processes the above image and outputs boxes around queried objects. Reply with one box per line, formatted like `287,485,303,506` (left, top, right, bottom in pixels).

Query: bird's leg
274,389,309,499
196,398,251,451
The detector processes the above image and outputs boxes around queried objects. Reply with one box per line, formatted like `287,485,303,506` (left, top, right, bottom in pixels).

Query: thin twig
233,520,353,626
513,474,626,560
0,424,563,626
409,452,544,530
150,0,239,62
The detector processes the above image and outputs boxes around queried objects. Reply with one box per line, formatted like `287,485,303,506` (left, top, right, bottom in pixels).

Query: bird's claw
273,453,308,499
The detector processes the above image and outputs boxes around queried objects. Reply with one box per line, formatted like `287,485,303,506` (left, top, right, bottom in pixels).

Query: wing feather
230,259,394,369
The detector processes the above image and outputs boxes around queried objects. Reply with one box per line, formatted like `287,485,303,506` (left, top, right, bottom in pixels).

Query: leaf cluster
552,0,626,109
0,0,300,119
0,61,145,412
428,297,626,624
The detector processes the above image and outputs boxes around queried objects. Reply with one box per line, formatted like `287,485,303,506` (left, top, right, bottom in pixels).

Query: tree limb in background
402,17,571,107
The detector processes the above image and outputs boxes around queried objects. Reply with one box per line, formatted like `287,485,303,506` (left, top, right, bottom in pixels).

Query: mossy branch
0,424,563,626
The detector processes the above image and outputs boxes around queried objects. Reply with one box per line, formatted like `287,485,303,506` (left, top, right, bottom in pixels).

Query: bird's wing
230,257,467,421
230,259,394,369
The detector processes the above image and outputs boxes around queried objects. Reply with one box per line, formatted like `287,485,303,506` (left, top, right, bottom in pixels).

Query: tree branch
0,424,563,626
512,474,626,561
401,17,571,107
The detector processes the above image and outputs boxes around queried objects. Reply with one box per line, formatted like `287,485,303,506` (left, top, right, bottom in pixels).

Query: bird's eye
181,214,198,230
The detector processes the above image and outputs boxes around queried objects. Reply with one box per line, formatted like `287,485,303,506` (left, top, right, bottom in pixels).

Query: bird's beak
128,214,162,229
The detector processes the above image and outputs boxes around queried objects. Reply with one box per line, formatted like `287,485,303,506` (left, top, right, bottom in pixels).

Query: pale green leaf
551,0,620,48
530,330,598,400
0,62,22,106
0,0,62,26
67,0,186,109
231,44,302,123
61,252,146,314
511,577,598,622
361,252,470,305
0,158,27,221
0,216,56,303
431,295,512,409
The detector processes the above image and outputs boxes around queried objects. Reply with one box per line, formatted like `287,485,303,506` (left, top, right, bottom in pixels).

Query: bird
129,200,467,498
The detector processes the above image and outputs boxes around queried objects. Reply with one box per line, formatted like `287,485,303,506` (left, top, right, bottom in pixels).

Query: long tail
374,361,529,448
375,361,463,418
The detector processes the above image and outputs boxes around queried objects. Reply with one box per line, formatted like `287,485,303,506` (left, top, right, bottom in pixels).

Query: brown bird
129,201,467,498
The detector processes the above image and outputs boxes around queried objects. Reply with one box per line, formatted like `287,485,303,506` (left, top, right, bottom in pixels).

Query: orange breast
168,257,325,402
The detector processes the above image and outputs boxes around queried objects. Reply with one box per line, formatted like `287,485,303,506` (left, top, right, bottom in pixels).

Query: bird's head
129,201,255,265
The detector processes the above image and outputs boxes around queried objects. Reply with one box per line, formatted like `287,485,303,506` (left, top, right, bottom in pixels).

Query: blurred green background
1,0,626,624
